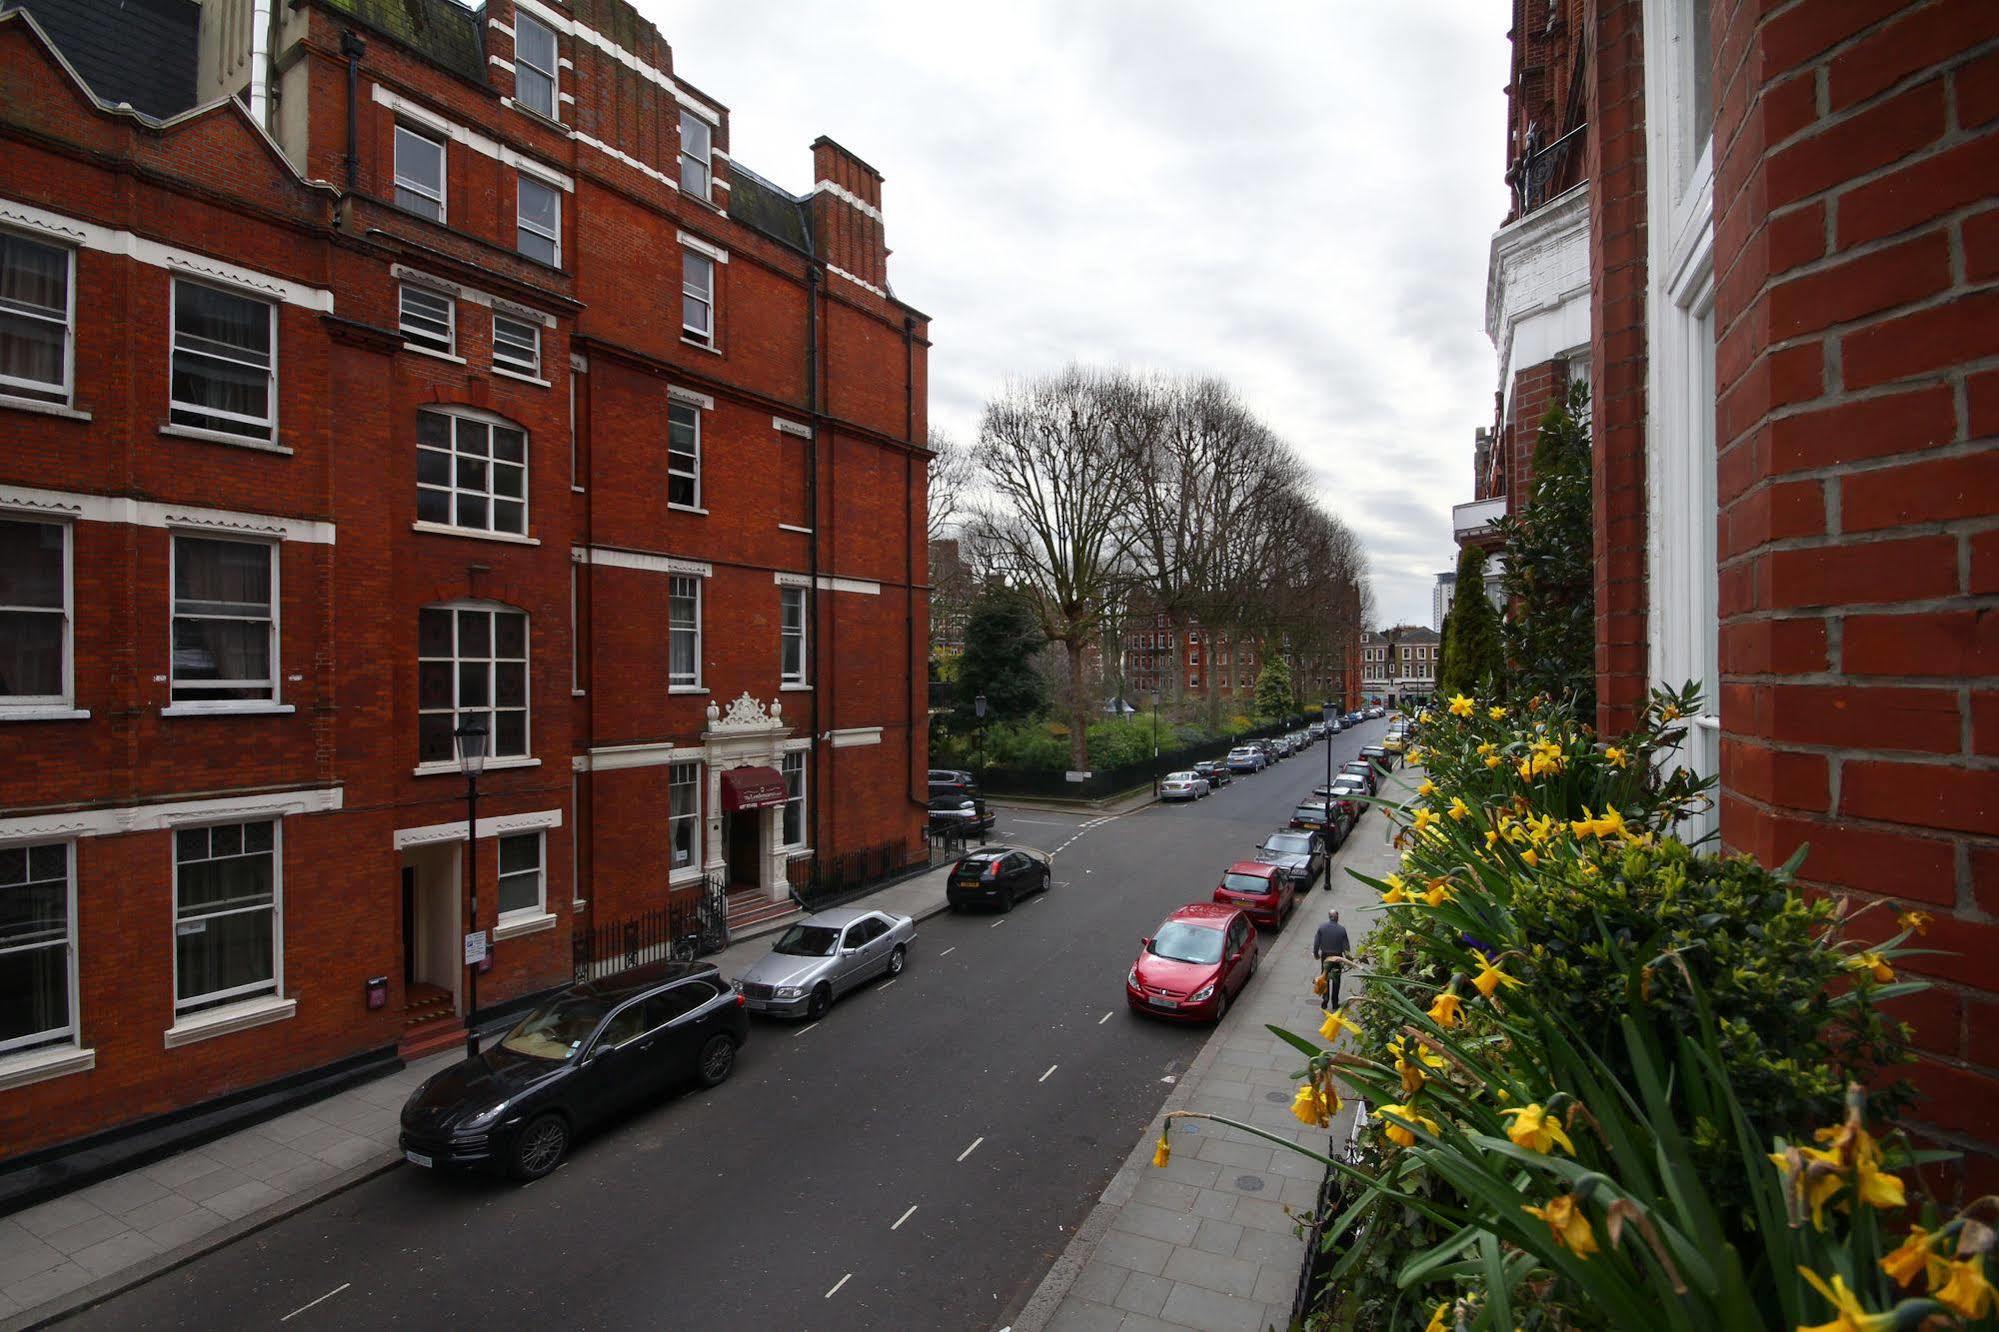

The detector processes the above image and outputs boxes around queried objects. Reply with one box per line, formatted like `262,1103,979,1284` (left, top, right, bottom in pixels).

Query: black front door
401,867,417,987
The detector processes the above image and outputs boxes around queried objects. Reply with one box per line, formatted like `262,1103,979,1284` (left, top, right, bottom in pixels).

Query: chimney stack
808,136,888,293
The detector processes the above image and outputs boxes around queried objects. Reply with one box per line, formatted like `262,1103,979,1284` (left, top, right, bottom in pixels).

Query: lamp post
454,720,488,1061
973,691,988,785
1151,692,1161,799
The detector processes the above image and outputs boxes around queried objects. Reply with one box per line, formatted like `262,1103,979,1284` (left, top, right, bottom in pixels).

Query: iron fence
572,872,729,983
970,714,1317,801
787,839,919,913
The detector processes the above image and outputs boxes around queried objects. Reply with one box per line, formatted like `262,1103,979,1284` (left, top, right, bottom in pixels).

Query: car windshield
499,996,607,1062
1266,834,1313,853
1149,922,1225,964
1222,872,1273,895
773,924,840,957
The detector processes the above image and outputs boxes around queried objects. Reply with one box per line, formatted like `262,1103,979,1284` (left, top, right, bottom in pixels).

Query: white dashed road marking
281,1284,351,1322
940,947,955,957
795,1022,820,1037
991,919,1006,929
1039,1063,1058,1083
892,1205,918,1230
957,1136,984,1162
1099,1011,1113,1024
825,1274,852,1299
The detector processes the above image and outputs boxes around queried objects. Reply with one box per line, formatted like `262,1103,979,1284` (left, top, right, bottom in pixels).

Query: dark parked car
399,963,747,1181
1359,743,1394,772
928,790,995,835
1192,759,1232,788
1256,829,1328,886
1287,800,1352,850
1254,738,1281,765
928,769,980,797
947,845,1051,911
1340,759,1379,795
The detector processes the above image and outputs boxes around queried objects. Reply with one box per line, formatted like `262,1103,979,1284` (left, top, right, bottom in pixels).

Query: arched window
415,407,529,538
418,602,530,767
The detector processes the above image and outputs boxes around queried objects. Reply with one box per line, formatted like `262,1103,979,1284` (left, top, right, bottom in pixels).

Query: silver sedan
732,907,916,1020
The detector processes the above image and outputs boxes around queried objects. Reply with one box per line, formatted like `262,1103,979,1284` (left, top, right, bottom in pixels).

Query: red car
1126,903,1260,1023
1212,860,1295,928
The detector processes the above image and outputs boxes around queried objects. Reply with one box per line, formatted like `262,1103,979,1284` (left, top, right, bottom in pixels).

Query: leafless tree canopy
966,362,1372,764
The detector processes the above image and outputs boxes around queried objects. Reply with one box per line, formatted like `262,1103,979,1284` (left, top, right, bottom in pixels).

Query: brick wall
1585,0,1652,735
1708,0,1999,1189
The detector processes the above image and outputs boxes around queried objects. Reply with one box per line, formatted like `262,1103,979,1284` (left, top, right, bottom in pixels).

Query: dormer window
679,110,712,200
514,13,558,120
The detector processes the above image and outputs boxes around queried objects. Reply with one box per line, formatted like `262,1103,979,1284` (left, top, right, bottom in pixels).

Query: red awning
721,765,788,812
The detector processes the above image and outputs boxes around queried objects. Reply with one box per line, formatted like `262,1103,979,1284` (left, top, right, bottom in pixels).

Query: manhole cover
1235,1175,1267,1192
1265,1091,1289,1103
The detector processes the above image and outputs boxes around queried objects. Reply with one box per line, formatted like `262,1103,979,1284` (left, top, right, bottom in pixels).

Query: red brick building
1471,0,1997,1186
1122,615,1358,713
0,0,929,1170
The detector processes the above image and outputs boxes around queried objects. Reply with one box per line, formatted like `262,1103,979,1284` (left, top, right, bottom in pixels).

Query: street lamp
454,719,488,1061
973,692,988,788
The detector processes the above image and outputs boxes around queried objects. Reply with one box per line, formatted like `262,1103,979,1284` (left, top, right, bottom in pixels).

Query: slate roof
726,160,813,256
319,0,486,87
5,0,199,119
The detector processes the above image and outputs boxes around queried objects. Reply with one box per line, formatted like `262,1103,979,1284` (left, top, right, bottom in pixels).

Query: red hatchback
1126,903,1259,1023
1212,860,1294,928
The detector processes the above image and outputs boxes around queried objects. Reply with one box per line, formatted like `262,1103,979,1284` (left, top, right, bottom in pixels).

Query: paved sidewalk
0,1051,455,1327
1009,777,1406,1332
0,860,968,1329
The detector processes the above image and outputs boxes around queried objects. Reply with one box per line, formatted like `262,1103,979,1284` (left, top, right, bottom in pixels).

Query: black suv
927,790,995,836
399,962,747,1181
1192,760,1232,788
927,769,980,798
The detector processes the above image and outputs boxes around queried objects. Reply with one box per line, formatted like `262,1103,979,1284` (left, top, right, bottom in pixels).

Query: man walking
1313,908,1351,1009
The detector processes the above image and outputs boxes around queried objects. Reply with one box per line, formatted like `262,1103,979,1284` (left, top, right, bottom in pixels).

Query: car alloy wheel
696,1033,735,1087
511,1113,569,1181
1039,869,1051,895
808,984,832,1019
887,944,906,977
1213,991,1230,1024
1001,886,1016,912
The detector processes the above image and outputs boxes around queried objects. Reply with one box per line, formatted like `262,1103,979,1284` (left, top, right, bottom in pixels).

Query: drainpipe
248,0,273,127
341,30,365,190
805,265,823,874
903,315,919,815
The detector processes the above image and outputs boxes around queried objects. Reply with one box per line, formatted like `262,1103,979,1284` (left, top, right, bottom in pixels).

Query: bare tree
970,367,1147,769
925,427,976,545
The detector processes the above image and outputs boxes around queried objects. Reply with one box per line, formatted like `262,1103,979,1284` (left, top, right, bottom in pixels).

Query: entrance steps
725,885,796,934
399,983,464,1059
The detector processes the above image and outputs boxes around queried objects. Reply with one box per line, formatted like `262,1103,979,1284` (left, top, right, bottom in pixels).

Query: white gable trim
0,786,343,845
0,484,336,544
394,807,562,850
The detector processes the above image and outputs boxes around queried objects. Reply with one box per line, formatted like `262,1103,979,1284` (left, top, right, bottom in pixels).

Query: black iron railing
572,872,729,983
787,839,918,913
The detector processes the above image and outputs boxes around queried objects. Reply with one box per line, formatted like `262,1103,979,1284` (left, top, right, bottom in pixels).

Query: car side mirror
1139,936,1151,949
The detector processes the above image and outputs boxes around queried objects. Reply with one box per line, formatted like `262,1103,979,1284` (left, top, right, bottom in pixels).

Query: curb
4,1150,403,1332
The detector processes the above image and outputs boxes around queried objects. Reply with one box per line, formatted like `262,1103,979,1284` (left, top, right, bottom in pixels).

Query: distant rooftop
5,0,199,118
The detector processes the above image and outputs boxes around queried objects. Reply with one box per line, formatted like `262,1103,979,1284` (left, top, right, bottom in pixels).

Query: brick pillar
1709,0,1999,1192
1587,0,1651,734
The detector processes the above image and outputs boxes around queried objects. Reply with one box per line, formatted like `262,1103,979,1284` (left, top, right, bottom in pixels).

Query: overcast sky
645,1,1511,629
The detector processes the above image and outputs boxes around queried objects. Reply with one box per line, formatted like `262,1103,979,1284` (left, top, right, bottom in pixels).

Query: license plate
405,1151,433,1168
1151,996,1179,1009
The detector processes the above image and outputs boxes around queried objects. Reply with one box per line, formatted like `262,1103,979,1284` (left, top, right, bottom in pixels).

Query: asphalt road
66,721,1389,1332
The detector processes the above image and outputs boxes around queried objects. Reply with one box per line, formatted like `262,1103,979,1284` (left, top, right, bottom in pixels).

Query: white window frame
517,175,562,267
169,534,278,707
1643,0,1720,842
492,313,541,377
681,250,714,345
679,110,712,201
398,284,455,356
416,406,530,538
667,401,701,509
0,839,78,1055
668,575,702,690
392,124,446,222
512,13,559,120
168,278,277,443
0,515,73,710
779,751,807,849
0,230,75,406
172,819,282,1015
496,830,546,922
417,601,532,767
668,761,702,871
780,585,808,685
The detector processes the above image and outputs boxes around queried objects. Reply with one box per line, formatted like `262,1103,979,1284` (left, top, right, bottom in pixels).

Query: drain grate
1235,1174,1267,1192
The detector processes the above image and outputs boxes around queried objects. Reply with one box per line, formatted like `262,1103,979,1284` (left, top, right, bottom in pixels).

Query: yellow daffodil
1526,812,1556,844
1487,705,1507,721
1879,1225,1947,1291
1661,703,1681,721
1472,956,1523,1000
1482,754,1502,769
1427,992,1464,1029
1569,806,1633,841
1853,1150,1906,1210
1476,741,1496,757
1382,873,1411,905
1424,1302,1450,1332
1520,848,1540,868
1151,1134,1172,1168
1447,796,1471,822
1418,779,1437,797
1603,744,1628,769
1423,878,1455,908
1485,829,1501,848
1407,747,1425,764
1846,951,1895,984
1516,759,1536,781
1448,694,1475,718
1797,1268,1895,1332
1319,1008,1361,1043
1411,808,1441,835
1499,1103,1576,1156
1378,1102,1437,1148
1521,1194,1598,1258
1937,1257,1997,1319
1770,1147,1847,1230
1291,1079,1337,1128
1388,1037,1446,1095
1897,909,1933,935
